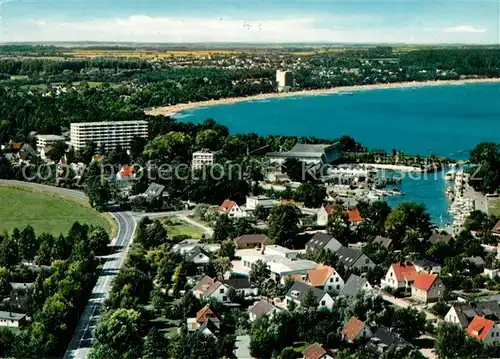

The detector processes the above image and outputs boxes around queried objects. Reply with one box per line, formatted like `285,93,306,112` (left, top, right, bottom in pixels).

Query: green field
489,198,500,217
0,186,112,236
164,218,205,239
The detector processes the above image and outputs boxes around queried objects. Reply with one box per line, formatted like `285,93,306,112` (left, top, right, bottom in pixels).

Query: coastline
146,77,500,117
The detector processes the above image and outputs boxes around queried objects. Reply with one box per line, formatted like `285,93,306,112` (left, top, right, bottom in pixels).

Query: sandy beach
146,78,500,117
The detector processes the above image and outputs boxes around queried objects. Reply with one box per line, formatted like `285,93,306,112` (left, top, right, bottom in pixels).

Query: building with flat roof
36,134,65,151
276,70,294,92
266,143,342,165
192,149,216,170
70,120,148,152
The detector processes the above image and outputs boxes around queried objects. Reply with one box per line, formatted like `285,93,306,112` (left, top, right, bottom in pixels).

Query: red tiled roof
192,276,215,294
307,264,336,287
346,208,363,223
412,272,438,291
493,220,500,233
323,204,341,215
342,316,365,342
467,315,495,341
119,166,135,177
220,199,237,212
196,304,220,324
391,263,417,282
303,343,327,359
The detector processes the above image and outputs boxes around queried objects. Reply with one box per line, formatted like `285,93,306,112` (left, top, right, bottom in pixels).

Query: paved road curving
0,180,136,359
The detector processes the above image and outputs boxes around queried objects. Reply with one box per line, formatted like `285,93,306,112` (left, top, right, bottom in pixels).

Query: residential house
463,256,486,272
338,274,373,298
368,326,413,355
222,277,258,297
234,234,269,249
239,248,317,282
492,220,500,237
381,262,417,291
116,165,135,181
192,276,215,298
428,232,453,245
373,236,393,249
305,232,342,253
186,305,221,332
411,273,445,303
336,246,376,272
219,199,246,218
246,195,276,210
143,183,167,200
285,282,334,310
171,239,220,255
248,300,280,322
302,343,334,359
410,259,441,274
346,208,364,228
485,268,500,279
342,317,373,343
184,246,211,265
0,311,26,328
445,301,500,328
198,320,219,338
305,264,344,292
266,171,291,184
467,315,500,345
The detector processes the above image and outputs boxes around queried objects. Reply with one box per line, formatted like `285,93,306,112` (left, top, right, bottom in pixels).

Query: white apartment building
70,121,148,152
36,134,65,152
192,150,216,170
276,70,294,92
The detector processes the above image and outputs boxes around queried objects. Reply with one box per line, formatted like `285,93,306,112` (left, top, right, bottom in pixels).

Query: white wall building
246,195,276,210
70,121,148,152
192,150,216,170
276,70,294,92
36,134,65,153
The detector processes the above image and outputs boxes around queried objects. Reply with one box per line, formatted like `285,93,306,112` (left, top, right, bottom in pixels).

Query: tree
19,225,37,260
301,288,318,310
0,267,10,295
88,226,110,255
47,141,67,162
108,266,152,309
213,256,232,280
143,327,169,359
212,215,233,243
219,239,235,259
283,158,304,182
172,262,188,297
327,207,351,243
196,129,220,150
90,308,142,359
385,202,432,244
0,235,19,268
268,205,300,247
391,307,426,340
254,205,270,221
435,322,486,359
468,142,500,194
295,181,326,208
249,259,271,287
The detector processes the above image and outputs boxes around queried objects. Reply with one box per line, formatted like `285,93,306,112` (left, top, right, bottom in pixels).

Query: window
365,259,369,264
492,332,495,337
329,278,333,282
321,300,326,306
223,296,227,301
337,285,340,290
328,286,332,291
336,277,339,282
219,288,224,294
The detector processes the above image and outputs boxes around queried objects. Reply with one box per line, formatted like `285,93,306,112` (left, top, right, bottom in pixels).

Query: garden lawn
165,218,205,239
0,186,111,236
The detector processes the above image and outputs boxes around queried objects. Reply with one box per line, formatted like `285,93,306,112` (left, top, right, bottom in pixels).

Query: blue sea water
178,83,500,223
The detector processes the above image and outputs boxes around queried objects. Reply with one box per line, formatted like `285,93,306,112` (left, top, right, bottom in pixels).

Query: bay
177,83,500,223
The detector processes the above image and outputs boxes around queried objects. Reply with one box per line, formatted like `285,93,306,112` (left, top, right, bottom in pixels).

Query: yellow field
66,49,239,59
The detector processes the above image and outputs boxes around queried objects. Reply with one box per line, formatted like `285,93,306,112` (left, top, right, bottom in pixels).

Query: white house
304,264,344,292
0,311,26,328
445,301,500,328
342,316,373,343
222,278,259,297
192,277,230,302
467,316,500,345
184,246,211,265
219,199,246,218
411,273,445,303
246,195,276,210
381,263,417,290
305,232,342,253
248,300,280,322
285,282,335,310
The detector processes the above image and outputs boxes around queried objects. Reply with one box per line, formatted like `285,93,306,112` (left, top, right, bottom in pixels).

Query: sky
0,0,498,44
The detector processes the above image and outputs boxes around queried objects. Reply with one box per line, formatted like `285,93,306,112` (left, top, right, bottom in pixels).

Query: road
381,293,440,323
0,180,136,359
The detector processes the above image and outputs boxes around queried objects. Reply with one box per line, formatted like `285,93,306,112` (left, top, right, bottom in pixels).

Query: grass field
488,198,500,217
0,186,112,236
164,217,205,239
67,49,238,59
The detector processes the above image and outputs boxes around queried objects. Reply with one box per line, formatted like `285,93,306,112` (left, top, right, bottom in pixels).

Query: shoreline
146,77,500,117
